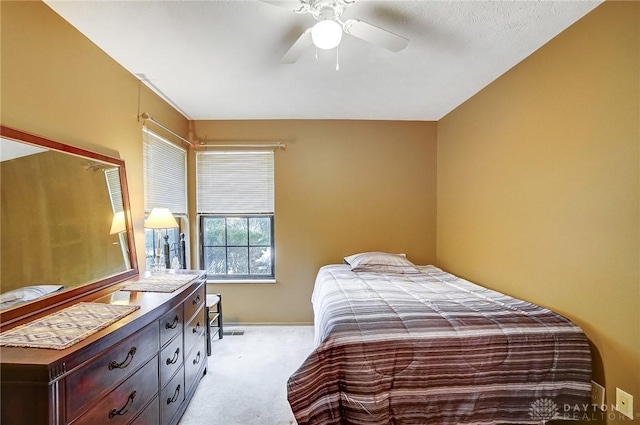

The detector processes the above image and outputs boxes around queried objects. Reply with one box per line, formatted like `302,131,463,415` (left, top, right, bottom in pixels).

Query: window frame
196,149,276,283
142,128,189,269
199,214,275,281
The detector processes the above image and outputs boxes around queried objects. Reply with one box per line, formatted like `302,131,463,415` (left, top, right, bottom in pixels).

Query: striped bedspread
287,265,591,425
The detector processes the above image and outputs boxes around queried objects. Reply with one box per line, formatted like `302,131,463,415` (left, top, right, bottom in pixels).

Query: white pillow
0,285,64,304
343,252,420,274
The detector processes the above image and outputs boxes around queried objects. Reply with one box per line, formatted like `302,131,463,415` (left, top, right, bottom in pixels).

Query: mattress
287,265,592,425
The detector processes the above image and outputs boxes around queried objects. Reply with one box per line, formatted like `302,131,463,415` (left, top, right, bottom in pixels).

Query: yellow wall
2,1,639,417
0,0,190,271
194,120,438,323
437,2,639,420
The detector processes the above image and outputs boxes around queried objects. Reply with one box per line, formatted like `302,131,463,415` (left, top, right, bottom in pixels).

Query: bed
287,253,592,425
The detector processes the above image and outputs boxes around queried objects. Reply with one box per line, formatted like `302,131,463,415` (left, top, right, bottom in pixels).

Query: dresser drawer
159,334,183,388
73,356,159,425
183,283,205,323
131,396,160,425
159,305,183,347
160,366,185,425
65,322,159,421
184,336,206,395
184,305,205,356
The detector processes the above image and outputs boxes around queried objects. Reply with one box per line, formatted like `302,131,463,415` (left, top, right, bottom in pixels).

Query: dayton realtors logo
529,398,558,423
530,398,639,422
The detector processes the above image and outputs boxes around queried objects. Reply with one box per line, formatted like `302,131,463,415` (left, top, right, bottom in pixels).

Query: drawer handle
192,351,201,366
192,322,200,334
166,347,180,365
165,315,179,330
108,347,136,370
167,384,181,405
108,390,136,419
192,294,201,305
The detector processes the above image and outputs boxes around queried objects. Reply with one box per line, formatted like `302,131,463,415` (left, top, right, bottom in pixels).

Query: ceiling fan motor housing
308,0,355,23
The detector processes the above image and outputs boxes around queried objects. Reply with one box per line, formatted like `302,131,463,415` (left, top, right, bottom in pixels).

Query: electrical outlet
615,387,634,420
591,380,605,408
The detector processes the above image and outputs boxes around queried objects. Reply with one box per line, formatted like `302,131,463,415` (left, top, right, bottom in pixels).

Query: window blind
196,151,274,214
104,168,123,212
143,127,187,215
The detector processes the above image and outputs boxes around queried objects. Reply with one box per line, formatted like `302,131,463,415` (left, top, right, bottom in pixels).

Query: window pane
145,228,181,270
250,247,271,275
164,229,180,262
203,217,226,246
249,217,271,245
199,214,274,279
145,228,156,270
227,247,248,274
227,218,248,245
204,247,226,274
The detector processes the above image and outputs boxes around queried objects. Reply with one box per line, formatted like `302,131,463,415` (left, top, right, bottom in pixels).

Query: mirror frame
0,125,139,327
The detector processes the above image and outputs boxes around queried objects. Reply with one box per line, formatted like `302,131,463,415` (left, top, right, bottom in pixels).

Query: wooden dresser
0,271,207,425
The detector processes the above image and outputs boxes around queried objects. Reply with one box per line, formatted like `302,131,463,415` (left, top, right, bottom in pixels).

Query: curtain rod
139,112,193,146
196,140,287,150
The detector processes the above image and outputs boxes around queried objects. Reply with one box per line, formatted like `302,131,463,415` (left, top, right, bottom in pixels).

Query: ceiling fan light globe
311,20,342,50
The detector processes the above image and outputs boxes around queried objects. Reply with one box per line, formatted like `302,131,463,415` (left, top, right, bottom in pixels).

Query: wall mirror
0,126,138,326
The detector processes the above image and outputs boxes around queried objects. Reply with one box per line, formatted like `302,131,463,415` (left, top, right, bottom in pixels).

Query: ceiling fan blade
343,19,409,52
260,0,309,14
282,28,313,64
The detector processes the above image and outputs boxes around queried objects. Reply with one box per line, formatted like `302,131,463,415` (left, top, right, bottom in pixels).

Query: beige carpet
179,325,314,425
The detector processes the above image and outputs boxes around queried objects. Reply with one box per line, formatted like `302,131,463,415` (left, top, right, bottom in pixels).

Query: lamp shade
145,207,179,229
109,211,126,235
311,20,342,50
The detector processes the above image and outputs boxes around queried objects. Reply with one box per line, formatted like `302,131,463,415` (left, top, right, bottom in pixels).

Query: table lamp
145,207,179,270
109,211,126,235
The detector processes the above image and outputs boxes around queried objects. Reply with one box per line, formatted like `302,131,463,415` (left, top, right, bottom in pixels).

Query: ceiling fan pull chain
336,45,340,71
315,47,319,62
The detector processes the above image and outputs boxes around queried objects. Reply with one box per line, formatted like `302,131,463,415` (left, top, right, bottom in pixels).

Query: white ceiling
0,138,47,162
44,0,602,121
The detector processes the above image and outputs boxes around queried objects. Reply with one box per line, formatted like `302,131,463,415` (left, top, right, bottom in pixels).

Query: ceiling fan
262,0,410,64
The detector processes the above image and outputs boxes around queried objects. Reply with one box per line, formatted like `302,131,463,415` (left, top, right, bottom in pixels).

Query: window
104,167,123,213
196,151,274,280
105,167,130,267
201,215,273,276
144,226,183,269
143,128,187,269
